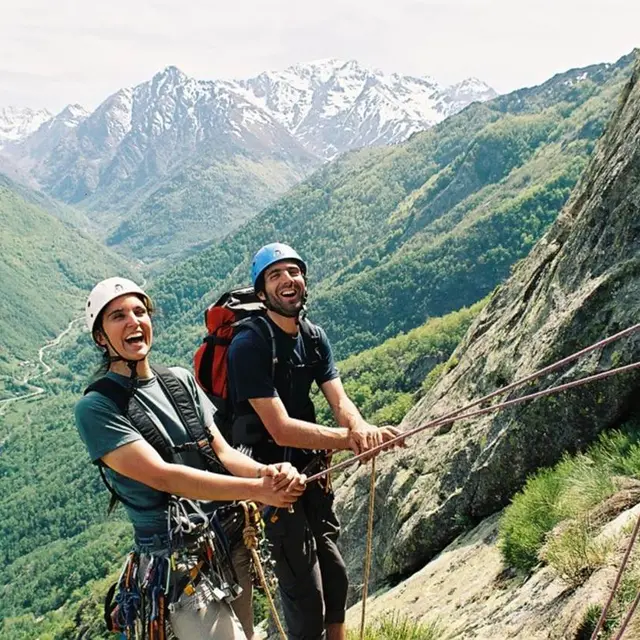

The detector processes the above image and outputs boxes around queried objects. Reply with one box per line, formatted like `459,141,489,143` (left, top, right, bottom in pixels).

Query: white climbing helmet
85,277,150,334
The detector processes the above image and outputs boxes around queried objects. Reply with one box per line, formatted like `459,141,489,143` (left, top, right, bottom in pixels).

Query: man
227,244,401,640
75,277,305,639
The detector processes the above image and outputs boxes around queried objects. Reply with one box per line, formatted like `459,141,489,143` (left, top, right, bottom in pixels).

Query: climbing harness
263,451,331,524
105,497,244,639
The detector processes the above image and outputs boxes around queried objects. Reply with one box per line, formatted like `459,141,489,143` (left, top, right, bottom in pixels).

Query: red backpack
194,287,276,438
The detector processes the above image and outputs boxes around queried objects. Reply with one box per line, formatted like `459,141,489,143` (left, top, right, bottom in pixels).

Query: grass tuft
347,612,446,640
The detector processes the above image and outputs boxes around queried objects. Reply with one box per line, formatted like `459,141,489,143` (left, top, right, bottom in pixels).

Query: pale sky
1,0,638,113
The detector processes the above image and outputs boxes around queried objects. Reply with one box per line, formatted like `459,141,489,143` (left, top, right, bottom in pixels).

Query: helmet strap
99,328,147,379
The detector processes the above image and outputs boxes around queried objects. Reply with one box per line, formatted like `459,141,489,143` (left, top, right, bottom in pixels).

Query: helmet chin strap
102,331,148,382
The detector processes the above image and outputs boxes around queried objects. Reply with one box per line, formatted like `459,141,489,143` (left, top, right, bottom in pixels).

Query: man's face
96,294,153,360
260,260,306,318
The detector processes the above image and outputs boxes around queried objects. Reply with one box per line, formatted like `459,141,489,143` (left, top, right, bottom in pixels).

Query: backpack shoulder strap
85,376,170,457
84,376,170,512
85,377,130,414
299,317,323,362
238,315,277,379
299,316,321,339
152,365,227,474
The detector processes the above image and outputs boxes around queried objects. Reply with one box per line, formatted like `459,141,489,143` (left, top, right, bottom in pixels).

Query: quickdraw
105,552,142,638
105,497,244,639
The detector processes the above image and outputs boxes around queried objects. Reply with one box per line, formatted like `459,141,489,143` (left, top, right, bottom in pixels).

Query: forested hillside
0,175,135,392
150,52,635,362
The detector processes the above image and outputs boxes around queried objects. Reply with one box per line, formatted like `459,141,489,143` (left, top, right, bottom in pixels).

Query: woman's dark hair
91,294,155,379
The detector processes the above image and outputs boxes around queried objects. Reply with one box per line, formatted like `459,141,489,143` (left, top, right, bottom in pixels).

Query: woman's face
96,293,153,361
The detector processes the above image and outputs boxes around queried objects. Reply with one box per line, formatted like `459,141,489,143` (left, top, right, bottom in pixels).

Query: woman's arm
101,439,302,507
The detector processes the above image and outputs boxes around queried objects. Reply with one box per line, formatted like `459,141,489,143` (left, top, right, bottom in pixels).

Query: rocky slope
335,58,640,595
344,505,640,638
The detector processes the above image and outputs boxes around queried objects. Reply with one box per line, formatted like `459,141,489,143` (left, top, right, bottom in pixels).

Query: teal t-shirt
75,366,218,542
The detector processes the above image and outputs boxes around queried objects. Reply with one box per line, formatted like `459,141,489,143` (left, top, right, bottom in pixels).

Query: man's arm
101,439,302,507
320,377,403,455
248,396,352,450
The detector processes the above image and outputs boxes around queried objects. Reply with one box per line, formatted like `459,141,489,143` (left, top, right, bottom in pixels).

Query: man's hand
348,423,406,460
379,426,406,450
348,422,383,455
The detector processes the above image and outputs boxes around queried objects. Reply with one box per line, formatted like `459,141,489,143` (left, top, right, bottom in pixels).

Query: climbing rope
306,323,640,637
591,512,640,639
359,457,376,640
307,359,640,484
613,587,640,639
240,501,287,640
307,322,640,483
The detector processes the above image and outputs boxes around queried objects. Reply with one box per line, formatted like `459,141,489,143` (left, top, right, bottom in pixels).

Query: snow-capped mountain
0,107,52,148
232,59,497,157
13,104,89,159
6,66,315,206
0,60,496,260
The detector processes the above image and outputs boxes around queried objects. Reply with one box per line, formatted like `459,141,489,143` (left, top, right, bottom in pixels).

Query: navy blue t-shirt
227,316,338,461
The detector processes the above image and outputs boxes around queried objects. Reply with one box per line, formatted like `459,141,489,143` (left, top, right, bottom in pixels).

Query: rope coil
240,501,287,640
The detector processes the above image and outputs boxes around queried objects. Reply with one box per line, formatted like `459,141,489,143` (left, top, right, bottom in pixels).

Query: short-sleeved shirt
75,366,217,542
227,316,339,463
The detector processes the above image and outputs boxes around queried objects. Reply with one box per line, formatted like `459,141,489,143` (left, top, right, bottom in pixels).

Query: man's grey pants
265,483,349,640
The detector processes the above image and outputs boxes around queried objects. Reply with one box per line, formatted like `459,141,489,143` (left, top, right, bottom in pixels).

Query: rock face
335,59,640,595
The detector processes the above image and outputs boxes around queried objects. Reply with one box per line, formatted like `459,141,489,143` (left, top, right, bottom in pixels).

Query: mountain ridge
0,60,495,261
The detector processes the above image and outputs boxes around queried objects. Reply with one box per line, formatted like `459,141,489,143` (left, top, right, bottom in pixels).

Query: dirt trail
0,317,81,415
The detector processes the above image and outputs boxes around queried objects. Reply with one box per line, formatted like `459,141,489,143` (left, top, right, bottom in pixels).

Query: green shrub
499,425,640,574
499,466,569,570
542,517,612,586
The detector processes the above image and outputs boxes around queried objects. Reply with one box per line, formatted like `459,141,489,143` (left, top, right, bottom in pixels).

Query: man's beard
263,288,305,318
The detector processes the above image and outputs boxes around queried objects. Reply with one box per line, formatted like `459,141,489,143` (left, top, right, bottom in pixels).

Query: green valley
0,176,136,393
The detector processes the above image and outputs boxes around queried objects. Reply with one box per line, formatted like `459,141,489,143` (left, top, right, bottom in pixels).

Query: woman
75,277,305,639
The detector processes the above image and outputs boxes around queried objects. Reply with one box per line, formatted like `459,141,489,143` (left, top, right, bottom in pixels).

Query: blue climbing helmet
251,243,307,290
